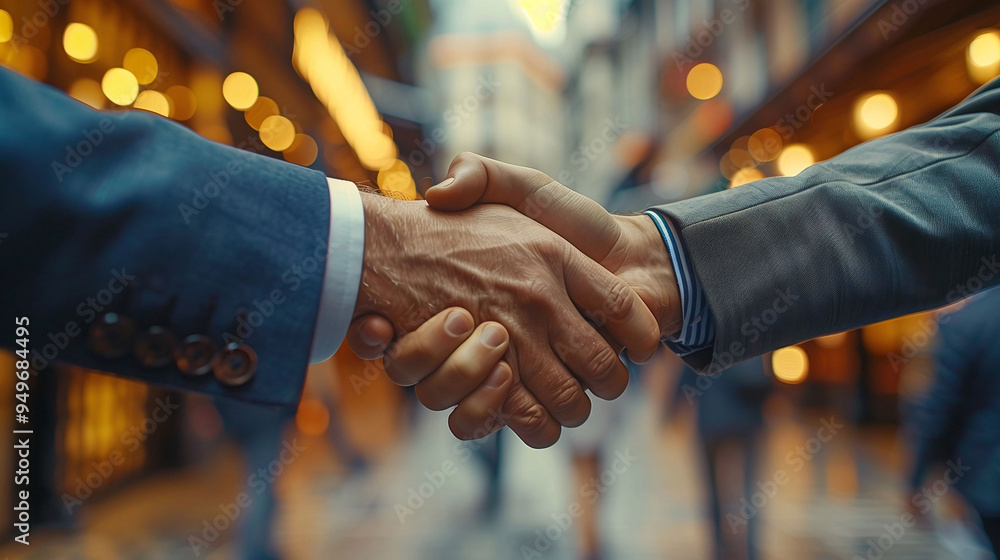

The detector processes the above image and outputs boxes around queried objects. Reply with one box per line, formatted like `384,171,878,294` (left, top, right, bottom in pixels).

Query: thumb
427,152,622,263
346,314,397,360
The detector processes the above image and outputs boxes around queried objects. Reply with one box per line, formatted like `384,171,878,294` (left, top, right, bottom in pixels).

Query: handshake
344,153,684,449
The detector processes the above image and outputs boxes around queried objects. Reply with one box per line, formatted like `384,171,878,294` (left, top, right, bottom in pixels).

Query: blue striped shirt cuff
643,210,715,356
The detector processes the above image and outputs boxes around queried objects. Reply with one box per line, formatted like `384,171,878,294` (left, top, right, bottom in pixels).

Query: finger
414,322,510,411
382,307,475,386
511,327,593,428
346,314,396,360
549,305,630,401
426,153,623,262
501,382,563,449
562,247,660,364
448,361,512,440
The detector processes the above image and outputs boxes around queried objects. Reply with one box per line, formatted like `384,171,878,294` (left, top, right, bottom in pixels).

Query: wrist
620,214,683,339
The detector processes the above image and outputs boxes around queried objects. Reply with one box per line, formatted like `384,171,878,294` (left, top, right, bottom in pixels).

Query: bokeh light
748,128,783,162
123,48,158,85
772,346,808,384
133,90,171,117
283,133,319,166
245,96,280,130
259,115,295,151
295,399,329,436
377,159,417,199
63,23,98,63
166,85,197,121
853,92,898,139
101,68,139,106
686,63,723,100
730,167,765,188
0,10,12,43
222,71,259,110
68,78,105,109
968,29,1000,84
776,144,815,176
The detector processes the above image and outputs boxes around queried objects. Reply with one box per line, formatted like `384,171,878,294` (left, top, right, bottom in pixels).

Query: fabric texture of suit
656,77,1000,373
0,68,329,406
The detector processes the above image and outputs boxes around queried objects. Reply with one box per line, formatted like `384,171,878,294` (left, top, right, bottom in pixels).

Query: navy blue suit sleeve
655,77,1000,373
0,68,331,407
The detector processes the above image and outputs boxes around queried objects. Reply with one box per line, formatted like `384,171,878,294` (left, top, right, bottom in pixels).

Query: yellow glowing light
517,0,566,34
686,63,723,101
748,128,783,162
815,332,847,348
245,96,279,130
222,71,258,110
63,23,98,63
283,133,319,166
853,92,899,139
295,399,329,436
776,144,815,177
0,10,12,43
730,167,765,188
166,85,197,121
293,8,398,171
68,78,105,109
377,159,417,199
133,90,171,117
772,346,808,384
101,68,139,106
259,115,295,151
968,30,1000,84
123,48,158,85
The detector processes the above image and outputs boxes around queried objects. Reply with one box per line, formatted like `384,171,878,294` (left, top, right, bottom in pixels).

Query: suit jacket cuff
309,178,364,363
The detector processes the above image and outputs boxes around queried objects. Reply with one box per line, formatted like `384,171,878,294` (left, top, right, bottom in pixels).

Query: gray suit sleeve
654,78,1000,373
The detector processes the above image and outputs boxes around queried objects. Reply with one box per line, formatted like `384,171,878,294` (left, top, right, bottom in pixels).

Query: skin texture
349,153,683,444
353,192,660,448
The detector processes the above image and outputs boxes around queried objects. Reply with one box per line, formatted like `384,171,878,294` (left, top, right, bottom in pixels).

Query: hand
423,153,683,339
351,192,660,447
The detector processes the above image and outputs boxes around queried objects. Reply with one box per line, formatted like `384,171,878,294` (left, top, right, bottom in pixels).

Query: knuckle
584,345,623,387
603,280,635,321
511,398,550,436
454,151,483,165
546,377,586,419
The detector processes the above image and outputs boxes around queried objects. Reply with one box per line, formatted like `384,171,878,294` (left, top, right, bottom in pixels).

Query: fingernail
445,310,473,337
484,364,509,389
428,177,455,191
481,324,506,349
360,322,384,347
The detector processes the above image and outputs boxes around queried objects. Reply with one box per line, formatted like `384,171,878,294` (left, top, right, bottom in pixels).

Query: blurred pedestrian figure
215,399,295,560
674,358,774,560
906,287,1000,556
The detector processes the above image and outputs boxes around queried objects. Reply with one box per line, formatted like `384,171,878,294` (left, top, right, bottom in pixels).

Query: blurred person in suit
0,66,662,451
356,76,1000,441
673,359,773,560
905,287,1000,555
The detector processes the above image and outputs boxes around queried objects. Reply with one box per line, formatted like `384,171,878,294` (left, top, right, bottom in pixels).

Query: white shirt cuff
309,178,365,363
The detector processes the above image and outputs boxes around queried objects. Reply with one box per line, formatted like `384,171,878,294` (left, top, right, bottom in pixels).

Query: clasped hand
347,153,681,448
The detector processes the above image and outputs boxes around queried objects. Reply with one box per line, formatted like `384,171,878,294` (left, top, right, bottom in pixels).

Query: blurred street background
2,0,1000,558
